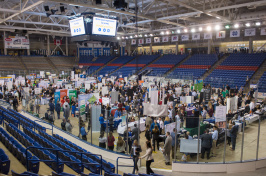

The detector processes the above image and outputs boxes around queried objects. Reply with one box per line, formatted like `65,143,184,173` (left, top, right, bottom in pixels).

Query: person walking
80,124,87,141
116,136,126,153
211,126,219,157
55,100,61,119
99,114,105,132
163,132,172,165
139,141,154,174
145,125,151,141
66,119,73,133
130,140,142,174
171,128,178,160
99,131,107,149
63,103,70,120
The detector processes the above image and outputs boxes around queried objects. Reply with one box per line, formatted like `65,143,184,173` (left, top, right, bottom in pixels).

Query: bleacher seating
205,53,266,88
22,57,51,70
168,54,218,79
258,72,266,92
0,56,22,71
49,56,76,71
142,54,187,76
79,56,115,74
0,148,10,175
111,55,159,77
11,170,39,176
98,56,134,76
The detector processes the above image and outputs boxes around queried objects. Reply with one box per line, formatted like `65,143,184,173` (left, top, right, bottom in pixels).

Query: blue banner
54,91,60,104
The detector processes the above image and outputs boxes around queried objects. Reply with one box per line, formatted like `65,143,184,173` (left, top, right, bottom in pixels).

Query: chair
0,153,10,175
11,170,29,176
52,172,75,176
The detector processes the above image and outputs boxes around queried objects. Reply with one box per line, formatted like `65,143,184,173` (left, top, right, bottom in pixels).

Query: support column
47,35,50,56
27,32,30,56
249,37,253,53
175,42,178,55
207,39,211,54
3,31,7,55
65,37,69,56
149,43,152,55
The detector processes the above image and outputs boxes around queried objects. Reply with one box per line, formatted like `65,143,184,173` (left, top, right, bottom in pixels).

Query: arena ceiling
0,0,266,37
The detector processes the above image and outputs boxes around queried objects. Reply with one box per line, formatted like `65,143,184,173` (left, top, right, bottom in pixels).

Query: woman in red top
108,132,115,151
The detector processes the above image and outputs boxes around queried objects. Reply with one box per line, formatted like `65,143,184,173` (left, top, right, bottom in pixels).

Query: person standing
116,136,126,153
211,126,219,157
131,124,139,142
55,100,61,119
35,96,41,114
49,100,55,115
163,132,172,165
108,132,115,151
171,128,178,160
139,141,154,174
80,124,87,141
99,114,105,132
13,96,19,111
145,125,151,141
66,119,73,133
130,140,142,174
152,126,160,152
99,131,107,149
61,119,66,131
230,122,239,151
200,129,212,159
63,103,70,120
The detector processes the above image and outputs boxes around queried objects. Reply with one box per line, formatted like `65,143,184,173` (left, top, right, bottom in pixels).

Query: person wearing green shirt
222,90,227,98
225,89,229,95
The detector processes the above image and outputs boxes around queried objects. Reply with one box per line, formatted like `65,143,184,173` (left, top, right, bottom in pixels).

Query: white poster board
40,71,45,78
98,83,102,91
180,139,201,153
102,97,110,106
85,83,91,90
102,86,109,96
35,88,42,95
65,84,72,89
175,87,182,95
215,106,227,122
164,122,176,134
102,78,106,85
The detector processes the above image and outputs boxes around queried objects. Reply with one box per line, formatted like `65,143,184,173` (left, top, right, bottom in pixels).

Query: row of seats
0,148,10,175
5,123,64,173
220,53,266,66
182,54,218,65
258,72,266,92
0,126,39,173
53,134,115,173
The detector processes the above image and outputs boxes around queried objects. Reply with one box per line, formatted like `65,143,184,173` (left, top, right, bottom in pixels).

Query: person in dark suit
132,124,140,142
230,122,239,151
200,129,212,159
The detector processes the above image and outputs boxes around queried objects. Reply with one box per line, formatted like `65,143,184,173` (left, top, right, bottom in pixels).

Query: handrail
26,146,103,174
116,157,135,174
33,119,53,135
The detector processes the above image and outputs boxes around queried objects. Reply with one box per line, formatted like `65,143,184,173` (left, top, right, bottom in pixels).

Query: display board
5,36,29,49
92,17,117,36
180,139,201,153
215,106,227,122
69,17,86,36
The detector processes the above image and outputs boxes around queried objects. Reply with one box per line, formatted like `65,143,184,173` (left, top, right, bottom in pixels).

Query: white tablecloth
117,117,146,135
244,114,259,124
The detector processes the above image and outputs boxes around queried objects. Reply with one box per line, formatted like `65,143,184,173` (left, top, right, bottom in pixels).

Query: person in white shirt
211,126,219,156
201,107,207,119
249,100,255,113
157,117,164,134
192,90,197,97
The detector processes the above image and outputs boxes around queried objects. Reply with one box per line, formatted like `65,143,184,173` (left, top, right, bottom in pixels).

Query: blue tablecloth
103,118,122,129
204,118,215,124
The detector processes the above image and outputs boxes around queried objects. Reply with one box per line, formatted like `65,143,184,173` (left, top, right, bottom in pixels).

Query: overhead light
150,34,153,36
184,29,188,33
117,37,120,40
256,22,261,26
134,35,138,37
225,25,230,29
172,31,175,34
234,24,239,28
166,31,170,35
199,27,203,31
215,25,220,31
144,34,147,37
207,26,212,31
216,16,220,19
177,30,181,33
139,34,142,37
245,23,250,27
130,36,133,38
161,31,164,35
122,37,125,39
191,28,195,33
125,37,128,39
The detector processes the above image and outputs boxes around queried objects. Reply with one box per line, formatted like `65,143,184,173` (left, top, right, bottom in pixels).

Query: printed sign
5,36,29,49
131,39,136,45
230,30,240,37
146,38,152,44
216,31,226,38
138,38,144,45
154,37,160,43
261,27,266,35
204,32,212,39
162,36,169,42
192,33,200,40
181,34,189,41
171,35,178,42
245,28,256,36
215,106,227,122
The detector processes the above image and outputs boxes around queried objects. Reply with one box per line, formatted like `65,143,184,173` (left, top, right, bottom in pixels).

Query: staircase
109,56,139,75
163,54,192,77
244,58,266,92
45,57,59,74
136,54,163,74
201,54,229,80
17,57,28,74
91,56,118,76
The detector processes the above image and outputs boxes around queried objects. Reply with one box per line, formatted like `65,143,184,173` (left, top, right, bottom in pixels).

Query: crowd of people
1,76,266,175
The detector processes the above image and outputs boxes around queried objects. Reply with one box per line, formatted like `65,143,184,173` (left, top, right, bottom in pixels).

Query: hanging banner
131,39,136,45
181,34,189,41
162,36,169,43
204,32,212,39
245,28,256,36
54,39,62,46
171,35,178,42
216,31,226,38
5,36,29,49
230,29,240,37
68,90,77,101
138,38,144,45
192,33,200,40
154,37,160,43
54,91,60,104
35,88,42,95
261,27,266,35
146,38,152,44
102,97,110,106
121,41,126,47
78,94,93,119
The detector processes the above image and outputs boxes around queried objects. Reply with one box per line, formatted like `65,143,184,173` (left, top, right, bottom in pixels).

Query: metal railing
33,119,54,135
26,146,103,174
116,157,135,174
